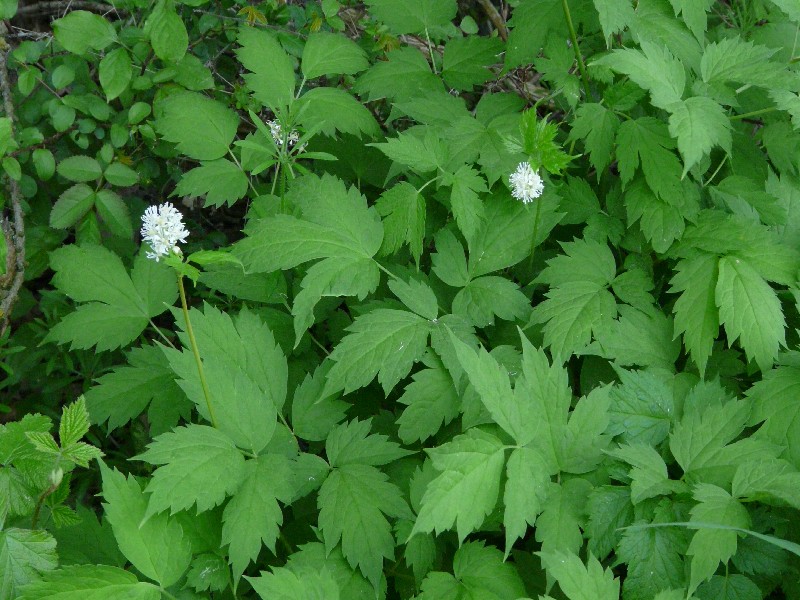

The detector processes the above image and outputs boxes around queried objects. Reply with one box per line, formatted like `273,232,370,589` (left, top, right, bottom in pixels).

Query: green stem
177,274,218,429
149,319,176,349
424,28,438,74
526,199,544,276
729,106,777,121
562,0,591,99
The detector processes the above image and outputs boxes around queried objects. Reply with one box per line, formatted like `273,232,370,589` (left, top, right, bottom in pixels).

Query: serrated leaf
417,541,526,599
95,190,133,238
376,182,426,263
732,458,800,509
323,308,431,396
442,36,502,90
137,425,246,516
282,542,376,599
397,361,460,444
295,87,380,138
302,32,368,79
535,478,591,555
98,48,131,101
52,10,117,55
326,419,412,468
670,254,720,376
504,447,550,554
520,110,574,175
715,256,784,372
372,129,442,173
248,566,340,600
236,26,294,109
17,565,159,600
538,550,620,600
431,228,469,288
146,0,187,63
411,429,505,542
173,159,248,208
319,464,411,588
607,368,675,445
354,47,442,102
747,365,800,469
99,462,191,587
668,96,731,175
58,396,90,447
701,36,785,89
453,275,530,327
615,117,682,194
593,42,685,110
568,103,619,176
586,486,633,559
291,366,347,442
222,454,294,580
155,91,238,161
449,165,487,243
593,0,634,42
505,0,567,69
610,443,684,504
617,515,687,599
364,0,456,35
0,528,57,599
468,196,538,278
687,484,750,593
696,574,761,600
50,184,95,229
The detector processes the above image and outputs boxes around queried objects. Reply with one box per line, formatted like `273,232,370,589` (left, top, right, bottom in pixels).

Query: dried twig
0,23,25,336
15,1,122,17
477,0,508,40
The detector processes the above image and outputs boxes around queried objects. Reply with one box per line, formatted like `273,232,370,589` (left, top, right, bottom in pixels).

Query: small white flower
140,202,189,262
266,119,306,152
509,161,544,203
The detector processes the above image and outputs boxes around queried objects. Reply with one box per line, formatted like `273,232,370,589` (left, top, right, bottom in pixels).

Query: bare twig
14,1,123,17
0,24,25,336
477,0,508,40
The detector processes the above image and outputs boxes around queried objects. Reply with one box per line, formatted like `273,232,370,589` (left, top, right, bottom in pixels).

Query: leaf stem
562,0,591,99
149,319,176,349
424,27,438,74
177,274,218,429
729,106,777,121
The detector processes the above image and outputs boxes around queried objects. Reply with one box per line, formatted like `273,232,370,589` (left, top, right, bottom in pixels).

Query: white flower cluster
140,202,189,262
267,120,304,150
509,161,545,203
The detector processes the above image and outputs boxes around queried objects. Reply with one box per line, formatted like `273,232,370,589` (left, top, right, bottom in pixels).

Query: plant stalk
562,0,591,99
177,274,218,429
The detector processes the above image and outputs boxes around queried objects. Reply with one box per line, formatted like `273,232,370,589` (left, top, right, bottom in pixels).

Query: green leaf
302,32,368,79
0,0,15,19
136,424,246,516
155,91,238,160
593,0,634,42
453,276,529,327
282,542,376,598
568,103,620,176
520,110,574,175
431,228,469,287
323,308,431,396
468,197,538,277
610,443,684,504
98,48,132,100
625,177,697,253
442,36,503,90
586,486,633,560
769,0,800,21
532,239,618,361
593,42,685,110
0,528,57,599
449,165,487,243
504,447,550,554
535,478,591,555
617,512,687,599
669,254,720,376
670,386,761,487
325,419,412,468
505,0,567,69
372,129,443,173
46,245,173,351
417,541,526,600
364,0,456,35
49,184,95,229
58,396,90,448
607,368,674,445
319,464,411,588
667,0,713,41
411,429,505,542
146,0,188,63
103,163,138,187
32,149,55,180
248,566,340,600
236,26,295,109
615,117,682,195
376,182,426,264
388,277,438,320
234,174,383,272
715,256,784,372
668,96,731,175
732,458,800,509
701,36,786,89
354,47,442,102
52,11,117,55
687,484,750,593
94,190,132,238
222,454,295,580
291,366,348,442
17,565,159,600
539,550,620,600
173,159,249,208
185,553,228,593
748,365,800,469
397,360,460,444
99,462,191,587
696,575,761,600
295,87,380,138
57,156,102,182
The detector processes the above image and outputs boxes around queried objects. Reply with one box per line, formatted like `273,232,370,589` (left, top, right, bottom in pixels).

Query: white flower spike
267,119,304,150
140,202,189,262
509,161,544,203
